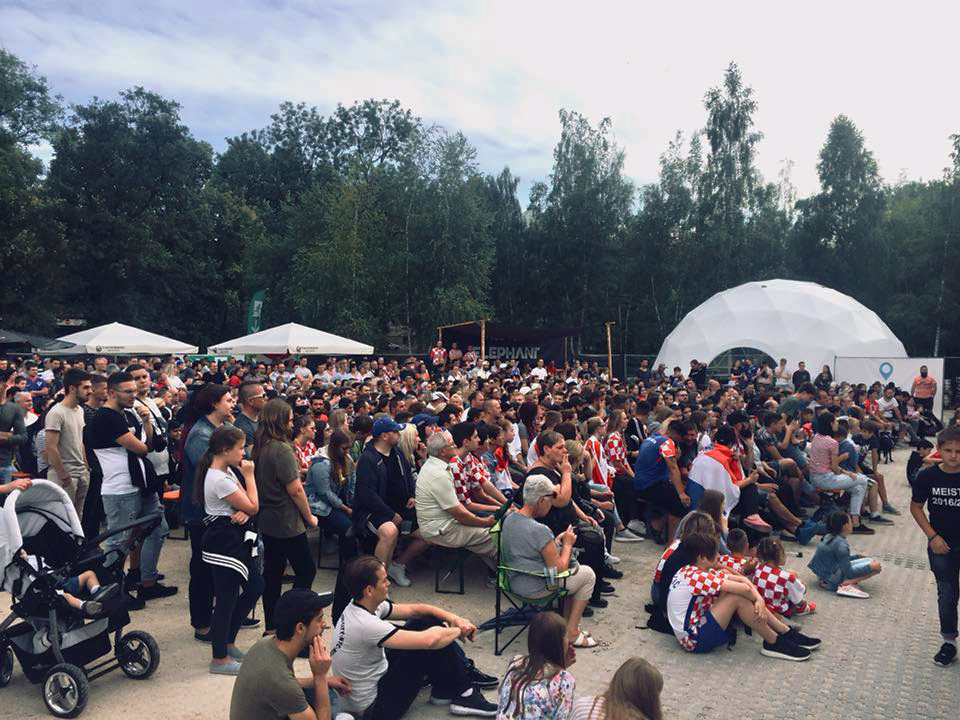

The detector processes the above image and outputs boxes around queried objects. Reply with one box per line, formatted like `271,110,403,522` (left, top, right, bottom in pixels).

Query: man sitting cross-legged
330,555,498,719
666,532,821,661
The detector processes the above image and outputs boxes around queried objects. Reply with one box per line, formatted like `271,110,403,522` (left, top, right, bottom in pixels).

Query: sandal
577,626,592,638
572,631,597,648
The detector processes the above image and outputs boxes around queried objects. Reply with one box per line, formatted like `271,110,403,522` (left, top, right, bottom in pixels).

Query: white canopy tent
654,279,907,374
208,322,374,356
50,322,198,355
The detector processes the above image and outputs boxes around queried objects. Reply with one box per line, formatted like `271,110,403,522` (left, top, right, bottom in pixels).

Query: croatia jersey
666,565,725,651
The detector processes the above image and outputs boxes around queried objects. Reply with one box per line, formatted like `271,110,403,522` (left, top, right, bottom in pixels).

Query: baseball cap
411,413,439,427
372,417,404,436
431,391,448,402
522,475,558,505
272,589,333,638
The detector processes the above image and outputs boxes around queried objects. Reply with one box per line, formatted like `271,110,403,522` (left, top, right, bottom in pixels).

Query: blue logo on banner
879,362,894,381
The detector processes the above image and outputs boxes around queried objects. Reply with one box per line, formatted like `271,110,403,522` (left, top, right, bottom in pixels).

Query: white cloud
2,0,958,199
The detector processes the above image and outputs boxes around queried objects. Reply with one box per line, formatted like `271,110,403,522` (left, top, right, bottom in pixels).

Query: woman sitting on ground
498,612,577,720
569,657,663,720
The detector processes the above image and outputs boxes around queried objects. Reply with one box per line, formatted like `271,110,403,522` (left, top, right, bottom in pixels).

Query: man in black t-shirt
911,426,960,667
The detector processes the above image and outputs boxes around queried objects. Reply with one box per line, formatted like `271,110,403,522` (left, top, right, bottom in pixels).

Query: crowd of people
0,348,957,720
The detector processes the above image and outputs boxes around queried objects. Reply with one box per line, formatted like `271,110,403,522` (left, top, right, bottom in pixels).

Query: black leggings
262,533,316,631
188,524,214,629
210,562,264,659
612,475,636,524
573,528,607,600
733,483,761,519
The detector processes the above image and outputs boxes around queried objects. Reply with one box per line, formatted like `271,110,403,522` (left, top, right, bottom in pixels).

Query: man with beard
45,368,93,515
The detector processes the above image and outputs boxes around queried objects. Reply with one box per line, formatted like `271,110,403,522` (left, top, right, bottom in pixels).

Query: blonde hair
565,440,584,470
599,657,664,720
397,423,419,466
328,409,349,434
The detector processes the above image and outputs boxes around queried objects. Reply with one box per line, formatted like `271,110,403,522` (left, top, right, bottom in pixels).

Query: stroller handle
83,511,164,550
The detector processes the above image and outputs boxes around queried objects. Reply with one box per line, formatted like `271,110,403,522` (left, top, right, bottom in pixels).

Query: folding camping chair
490,520,569,656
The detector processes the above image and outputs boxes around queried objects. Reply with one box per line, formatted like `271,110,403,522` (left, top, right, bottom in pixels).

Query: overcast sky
3,1,958,201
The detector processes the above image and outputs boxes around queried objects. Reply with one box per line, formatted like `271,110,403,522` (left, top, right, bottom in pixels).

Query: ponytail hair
194,425,246,506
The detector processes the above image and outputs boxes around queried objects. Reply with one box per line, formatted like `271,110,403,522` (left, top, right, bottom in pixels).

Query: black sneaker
867,514,894,526
125,592,146,611
240,616,261,629
449,687,497,717
194,631,212,643
760,635,811,661
580,606,595,617
139,582,179,600
466,665,499,689
851,523,875,535
598,581,616,595
784,628,821,651
588,596,608,609
600,565,623,580
934,642,958,667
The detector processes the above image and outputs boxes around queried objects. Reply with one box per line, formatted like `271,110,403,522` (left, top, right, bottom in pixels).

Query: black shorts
639,482,687,518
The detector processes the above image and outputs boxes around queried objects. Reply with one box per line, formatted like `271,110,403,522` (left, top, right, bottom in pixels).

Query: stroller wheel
42,663,88,718
116,631,160,679
0,643,14,687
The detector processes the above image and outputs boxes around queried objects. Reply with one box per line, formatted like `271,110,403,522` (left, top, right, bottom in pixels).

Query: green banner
246,289,266,334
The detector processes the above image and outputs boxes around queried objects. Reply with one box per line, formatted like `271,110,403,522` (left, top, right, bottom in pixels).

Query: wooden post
605,322,614,382
480,320,486,364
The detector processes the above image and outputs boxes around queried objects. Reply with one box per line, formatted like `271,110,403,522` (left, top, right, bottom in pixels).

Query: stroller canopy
0,480,83,591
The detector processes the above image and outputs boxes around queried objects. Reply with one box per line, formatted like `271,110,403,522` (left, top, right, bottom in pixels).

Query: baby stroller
0,480,161,717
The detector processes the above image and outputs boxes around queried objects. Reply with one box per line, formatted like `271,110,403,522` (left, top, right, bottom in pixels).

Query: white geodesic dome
653,279,907,374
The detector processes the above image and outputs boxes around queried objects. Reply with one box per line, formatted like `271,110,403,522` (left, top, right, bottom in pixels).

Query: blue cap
411,413,439,427
372,417,404,436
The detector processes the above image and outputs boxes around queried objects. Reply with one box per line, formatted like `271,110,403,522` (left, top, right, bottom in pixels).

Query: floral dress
497,656,575,720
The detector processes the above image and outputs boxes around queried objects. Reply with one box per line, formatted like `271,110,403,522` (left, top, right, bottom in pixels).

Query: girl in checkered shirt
753,537,815,617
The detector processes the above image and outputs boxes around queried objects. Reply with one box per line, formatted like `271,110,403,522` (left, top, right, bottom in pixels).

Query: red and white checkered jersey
653,539,680,584
752,562,805,615
585,437,611,486
605,432,627,477
666,565,725,651
449,454,482,504
717,554,747,574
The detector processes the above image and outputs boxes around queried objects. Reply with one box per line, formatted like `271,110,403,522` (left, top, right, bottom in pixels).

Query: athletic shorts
691,611,729,654
639,481,687,518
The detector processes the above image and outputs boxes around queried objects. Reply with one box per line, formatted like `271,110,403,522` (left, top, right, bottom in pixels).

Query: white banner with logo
833,356,945,418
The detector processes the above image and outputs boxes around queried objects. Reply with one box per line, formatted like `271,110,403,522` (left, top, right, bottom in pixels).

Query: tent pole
480,320,486,363
605,322,614,382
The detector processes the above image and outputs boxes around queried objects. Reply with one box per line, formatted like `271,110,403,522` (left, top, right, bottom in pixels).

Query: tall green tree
0,50,65,329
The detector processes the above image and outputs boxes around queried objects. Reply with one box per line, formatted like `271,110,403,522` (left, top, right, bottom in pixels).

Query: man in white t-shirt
330,556,497,718
876,384,905,444
294,358,313,384
530,358,548,381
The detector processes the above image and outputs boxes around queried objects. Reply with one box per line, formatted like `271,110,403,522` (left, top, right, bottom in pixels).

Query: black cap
273,589,334,638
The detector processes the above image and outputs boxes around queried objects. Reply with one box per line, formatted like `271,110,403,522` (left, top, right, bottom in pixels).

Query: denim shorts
847,557,873,580
58,576,81,596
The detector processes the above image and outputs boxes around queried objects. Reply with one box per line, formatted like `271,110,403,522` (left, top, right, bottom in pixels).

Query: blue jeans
0,464,12,486
589,481,622,527
810,472,868,517
102,490,169,583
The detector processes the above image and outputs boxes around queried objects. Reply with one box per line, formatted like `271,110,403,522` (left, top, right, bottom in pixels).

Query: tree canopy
2,52,958,358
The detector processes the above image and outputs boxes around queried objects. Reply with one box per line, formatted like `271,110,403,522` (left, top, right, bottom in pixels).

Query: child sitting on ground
18,549,119,617
718,528,756,575
665,532,820,660
753,537,815,617
807,511,882,599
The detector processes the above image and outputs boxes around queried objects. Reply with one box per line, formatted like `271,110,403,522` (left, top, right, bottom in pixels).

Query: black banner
440,323,576,365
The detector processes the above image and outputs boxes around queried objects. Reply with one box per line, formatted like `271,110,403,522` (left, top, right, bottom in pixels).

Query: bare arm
447,503,495,528
45,430,70,484
116,431,149,457
285,478,318,526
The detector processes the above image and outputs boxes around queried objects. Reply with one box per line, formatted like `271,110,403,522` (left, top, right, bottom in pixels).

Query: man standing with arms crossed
45,368,92,515
911,365,939,415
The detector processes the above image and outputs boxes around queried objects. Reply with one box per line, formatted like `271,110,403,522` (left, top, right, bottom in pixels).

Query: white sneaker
605,552,621,564
615,528,644,543
626,519,647,536
387,562,412,587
